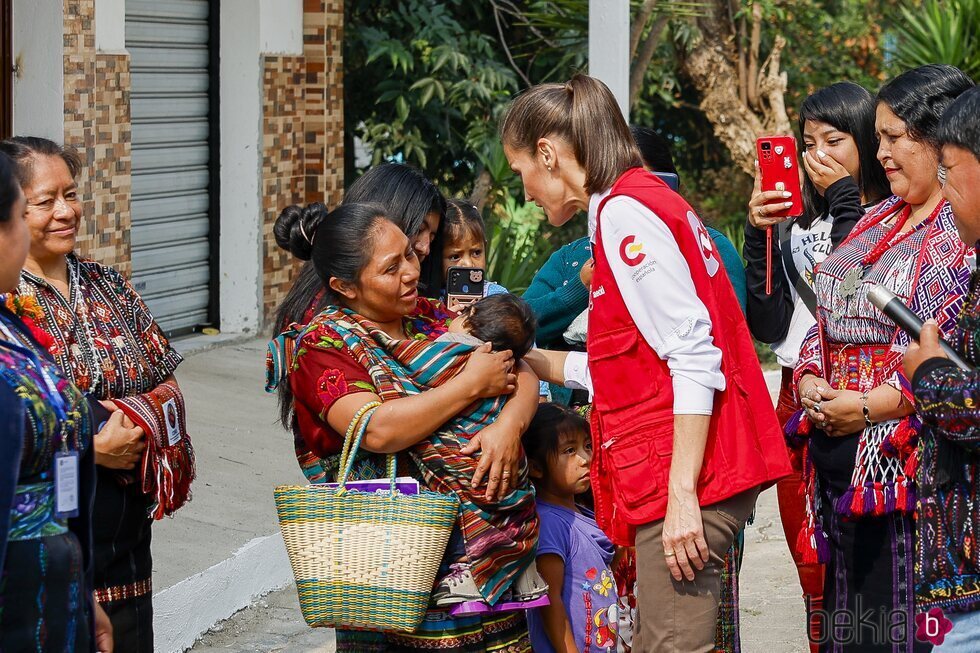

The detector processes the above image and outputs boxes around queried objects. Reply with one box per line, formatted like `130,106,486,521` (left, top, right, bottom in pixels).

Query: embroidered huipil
912,252,980,613
788,197,971,652
0,302,95,652
17,254,182,635
794,197,972,529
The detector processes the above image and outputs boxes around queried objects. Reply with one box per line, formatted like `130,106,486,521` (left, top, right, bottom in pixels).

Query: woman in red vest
509,74,791,652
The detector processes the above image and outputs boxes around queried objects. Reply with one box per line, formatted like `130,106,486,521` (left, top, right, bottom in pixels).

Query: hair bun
273,202,329,261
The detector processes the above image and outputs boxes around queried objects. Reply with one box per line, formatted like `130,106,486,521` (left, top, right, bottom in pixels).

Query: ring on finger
813,402,822,413
664,551,677,558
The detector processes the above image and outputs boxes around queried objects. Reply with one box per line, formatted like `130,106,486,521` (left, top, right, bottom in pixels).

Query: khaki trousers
633,486,760,653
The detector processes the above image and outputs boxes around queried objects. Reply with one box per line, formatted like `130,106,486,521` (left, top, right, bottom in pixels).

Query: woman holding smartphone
744,81,890,649
509,74,791,652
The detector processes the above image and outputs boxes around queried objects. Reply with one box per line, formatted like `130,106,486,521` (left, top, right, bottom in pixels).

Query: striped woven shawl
272,304,538,605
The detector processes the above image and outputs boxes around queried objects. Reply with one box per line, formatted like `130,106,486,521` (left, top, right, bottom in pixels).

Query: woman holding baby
266,200,542,652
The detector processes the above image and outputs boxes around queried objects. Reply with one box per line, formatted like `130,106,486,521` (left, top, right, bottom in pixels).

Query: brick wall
260,0,345,323
59,0,344,326
63,0,133,275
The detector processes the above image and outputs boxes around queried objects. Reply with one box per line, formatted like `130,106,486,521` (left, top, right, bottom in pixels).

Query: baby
438,293,537,361
418,293,548,615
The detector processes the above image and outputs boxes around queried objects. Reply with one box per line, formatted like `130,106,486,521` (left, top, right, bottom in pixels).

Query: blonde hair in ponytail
500,74,642,195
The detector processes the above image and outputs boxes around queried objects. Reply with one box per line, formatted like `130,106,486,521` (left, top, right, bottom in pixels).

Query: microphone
867,284,972,371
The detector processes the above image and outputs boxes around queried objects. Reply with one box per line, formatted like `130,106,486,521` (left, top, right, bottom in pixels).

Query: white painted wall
95,0,127,52
260,0,303,55
11,0,64,141
219,0,264,333
588,0,630,120
219,0,305,333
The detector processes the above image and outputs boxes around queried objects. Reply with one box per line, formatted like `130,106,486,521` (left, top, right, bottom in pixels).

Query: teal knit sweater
523,229,745,349
522,237,593,348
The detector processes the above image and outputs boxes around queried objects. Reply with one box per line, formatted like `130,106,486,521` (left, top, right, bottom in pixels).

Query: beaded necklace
836,201,943,299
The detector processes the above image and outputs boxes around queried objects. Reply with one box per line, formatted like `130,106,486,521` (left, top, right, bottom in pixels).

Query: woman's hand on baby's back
462,420,522,501
461,342,517,398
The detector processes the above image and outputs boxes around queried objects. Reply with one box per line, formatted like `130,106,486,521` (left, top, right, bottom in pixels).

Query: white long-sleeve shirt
563,190,726,415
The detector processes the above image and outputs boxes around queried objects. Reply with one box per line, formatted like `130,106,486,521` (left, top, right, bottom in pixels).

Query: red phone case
756,135,803,218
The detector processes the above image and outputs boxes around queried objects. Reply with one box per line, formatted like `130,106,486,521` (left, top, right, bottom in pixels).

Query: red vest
587,168,791,546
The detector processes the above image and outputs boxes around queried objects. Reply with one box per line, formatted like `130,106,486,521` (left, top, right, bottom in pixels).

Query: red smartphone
756,135,803,218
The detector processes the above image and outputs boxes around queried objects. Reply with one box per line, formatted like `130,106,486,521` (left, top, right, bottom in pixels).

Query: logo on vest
588,285,605,310
619,235,646,267
687,211,720,277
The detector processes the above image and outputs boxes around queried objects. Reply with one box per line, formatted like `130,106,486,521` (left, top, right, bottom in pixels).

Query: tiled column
259,0,345,323
63,0,133,275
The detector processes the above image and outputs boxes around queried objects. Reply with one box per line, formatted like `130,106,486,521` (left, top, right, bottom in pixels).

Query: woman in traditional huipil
274,163,449,483
268,201,540,651
2,137,190,653
793,65,975,652
0,151,113,651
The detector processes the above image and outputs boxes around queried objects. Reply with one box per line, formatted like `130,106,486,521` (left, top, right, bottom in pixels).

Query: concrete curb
153,534,293,652
172,331,258,357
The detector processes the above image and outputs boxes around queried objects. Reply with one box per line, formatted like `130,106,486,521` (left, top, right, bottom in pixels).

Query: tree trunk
677,0,791,175
746,2,762,111
758,35,791,135
629,14,670,108
630,0,658,57
470,168,494,213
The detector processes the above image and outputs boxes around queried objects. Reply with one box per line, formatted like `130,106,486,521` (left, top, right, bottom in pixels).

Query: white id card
54,451,80,518
162,398,182,446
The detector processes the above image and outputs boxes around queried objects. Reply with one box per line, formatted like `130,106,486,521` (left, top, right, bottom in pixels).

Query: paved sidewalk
160,343,806,651
152,337,306,651
189,484,809,652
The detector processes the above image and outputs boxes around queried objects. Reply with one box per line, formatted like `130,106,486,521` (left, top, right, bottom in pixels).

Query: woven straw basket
274,404,459,632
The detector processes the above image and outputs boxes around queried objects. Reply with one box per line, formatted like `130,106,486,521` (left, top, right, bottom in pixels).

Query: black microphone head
867,284,896,312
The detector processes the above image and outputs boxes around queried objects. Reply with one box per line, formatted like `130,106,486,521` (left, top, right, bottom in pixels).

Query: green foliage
889,0,980,79
485,196,560,294
687,168,754,234
343,0,923,283
346,0,518,193
769,0,896,110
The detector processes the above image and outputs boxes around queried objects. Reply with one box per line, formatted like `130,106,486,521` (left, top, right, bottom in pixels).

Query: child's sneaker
510,564,549,602
433,564,483,607
448,565,550,617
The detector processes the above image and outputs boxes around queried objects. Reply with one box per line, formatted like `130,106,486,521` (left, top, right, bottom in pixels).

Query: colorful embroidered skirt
336,609,531,652
0,534,91,652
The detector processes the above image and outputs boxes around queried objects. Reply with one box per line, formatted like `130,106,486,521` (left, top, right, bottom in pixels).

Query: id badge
54,451,80,519
162,397,182,446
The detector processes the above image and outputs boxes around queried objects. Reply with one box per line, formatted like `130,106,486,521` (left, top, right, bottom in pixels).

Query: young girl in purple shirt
523,404,622,652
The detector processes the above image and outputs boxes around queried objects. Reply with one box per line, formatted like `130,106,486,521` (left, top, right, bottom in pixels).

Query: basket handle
338,402,398,495
337,400,380,479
